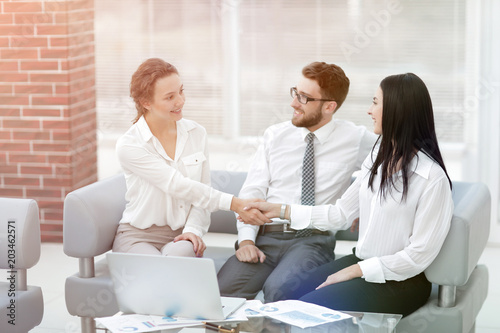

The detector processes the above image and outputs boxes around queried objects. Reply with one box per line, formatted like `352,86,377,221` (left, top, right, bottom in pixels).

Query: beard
291,105,323,128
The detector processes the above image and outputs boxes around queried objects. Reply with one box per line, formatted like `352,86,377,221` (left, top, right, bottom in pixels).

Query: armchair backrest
209,171,247,234
63,173,127,258
424,181,490,286
0,198,41,270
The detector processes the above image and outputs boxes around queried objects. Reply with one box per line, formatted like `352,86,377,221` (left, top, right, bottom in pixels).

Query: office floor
22,242,500,333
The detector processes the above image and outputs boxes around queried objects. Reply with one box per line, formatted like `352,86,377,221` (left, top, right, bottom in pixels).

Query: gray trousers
217,232,336,303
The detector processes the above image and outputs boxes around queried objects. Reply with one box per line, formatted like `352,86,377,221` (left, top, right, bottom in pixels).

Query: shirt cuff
290,204,312,230
219,193,234,211
358,257,386,283
237,224,259,244
182,226,204,238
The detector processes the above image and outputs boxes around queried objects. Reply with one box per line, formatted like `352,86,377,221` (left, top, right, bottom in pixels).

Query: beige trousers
112,223,196,257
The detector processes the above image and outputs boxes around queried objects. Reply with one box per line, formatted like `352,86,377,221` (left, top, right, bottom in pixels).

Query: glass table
113,312,403,333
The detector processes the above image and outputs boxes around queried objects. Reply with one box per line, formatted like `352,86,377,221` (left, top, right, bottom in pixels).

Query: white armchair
0,198,44,333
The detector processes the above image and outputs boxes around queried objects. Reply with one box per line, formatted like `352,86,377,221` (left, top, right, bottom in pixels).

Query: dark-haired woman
242,73,453,316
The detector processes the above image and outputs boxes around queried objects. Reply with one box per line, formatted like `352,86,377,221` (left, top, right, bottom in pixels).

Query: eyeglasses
290,87,336,105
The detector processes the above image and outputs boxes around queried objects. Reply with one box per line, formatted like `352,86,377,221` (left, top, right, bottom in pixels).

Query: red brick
0,108,21,117
39,48,68,59
68,32,93,46
14,84,53,94
1,95,30,105
68,55,93,69
55,84,69,94
14,12,53,25
32,95,70,106
69,44,94,57
37,200,64,210
0,73,29,83
47,154,71,163
0,142,30,152
36,24,67,35
33,142,71,152
49,36,68,47
51,131,71,141
3,2,43,13
3,176,40,187
23,108,61,117
3,119,40,129
0,25,35,37
1,49,38,60
43,119,70,130
43,176,72,187
0,130,11,140
11,36,48,47
0,60,20,71
21,165,53,175
67,20,93,34
0,164,19,174
68,0,93,11
8,152,47,163
54,164,71,175
0,14,14,24
26,188,62,199
44,1,68,12
0,188,24,197
0,152,6,164
54,13,68,24
0,37,9,47
12,130,52,140
30,72,69,83
0,85,13,94
43,210,63,221
21,60,59,71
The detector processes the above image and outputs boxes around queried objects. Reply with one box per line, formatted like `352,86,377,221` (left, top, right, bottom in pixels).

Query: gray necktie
296,132,315,237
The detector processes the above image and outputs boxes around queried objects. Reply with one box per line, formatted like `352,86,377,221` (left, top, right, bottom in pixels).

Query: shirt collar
135,116,197,143
300,118,335,144
410,150,434,179
136,116,154,142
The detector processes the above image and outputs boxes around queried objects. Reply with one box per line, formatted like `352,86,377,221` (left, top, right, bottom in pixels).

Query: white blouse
290,150,454,283
116,116,233,236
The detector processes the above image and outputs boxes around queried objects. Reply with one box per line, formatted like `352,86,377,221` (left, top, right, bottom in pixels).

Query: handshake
230,198,286,225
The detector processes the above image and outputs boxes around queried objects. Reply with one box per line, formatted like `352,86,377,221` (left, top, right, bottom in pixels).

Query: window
95,0,472,144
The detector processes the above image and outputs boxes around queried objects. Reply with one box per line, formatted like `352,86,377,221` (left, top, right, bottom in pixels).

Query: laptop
106,252,246,320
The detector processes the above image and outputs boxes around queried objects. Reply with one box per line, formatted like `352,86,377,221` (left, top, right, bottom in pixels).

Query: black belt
259,223,329,237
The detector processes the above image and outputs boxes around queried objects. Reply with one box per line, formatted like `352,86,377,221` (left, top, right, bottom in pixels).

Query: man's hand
316,264,362,289
235,240,266,263
173,232,206,257
241,201,283,220
231,197,272,225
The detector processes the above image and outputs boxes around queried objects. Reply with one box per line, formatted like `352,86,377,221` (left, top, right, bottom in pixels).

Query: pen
203,321,235,333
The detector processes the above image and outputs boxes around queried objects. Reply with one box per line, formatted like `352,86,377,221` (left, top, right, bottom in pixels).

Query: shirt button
180,205,183,209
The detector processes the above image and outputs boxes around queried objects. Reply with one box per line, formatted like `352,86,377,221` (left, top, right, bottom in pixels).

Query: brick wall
0,0,97,242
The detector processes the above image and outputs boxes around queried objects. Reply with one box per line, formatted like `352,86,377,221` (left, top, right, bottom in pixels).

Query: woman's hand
316,264,363,289
173,232,206,257
231,197,272,225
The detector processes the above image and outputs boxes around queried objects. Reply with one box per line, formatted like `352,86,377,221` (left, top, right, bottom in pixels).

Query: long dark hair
368,73,451,200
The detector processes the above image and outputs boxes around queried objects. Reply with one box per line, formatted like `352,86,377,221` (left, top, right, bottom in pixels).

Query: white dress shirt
116,116,233,236
290,149,454,283
237,118,377,243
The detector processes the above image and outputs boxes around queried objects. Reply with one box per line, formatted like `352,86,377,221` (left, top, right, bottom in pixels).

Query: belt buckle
282,223,295,233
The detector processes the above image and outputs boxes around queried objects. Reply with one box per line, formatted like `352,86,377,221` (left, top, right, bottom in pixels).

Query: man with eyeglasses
217,61,377,302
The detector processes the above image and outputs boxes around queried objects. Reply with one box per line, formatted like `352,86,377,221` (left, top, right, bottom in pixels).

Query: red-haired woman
112,58,267,257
